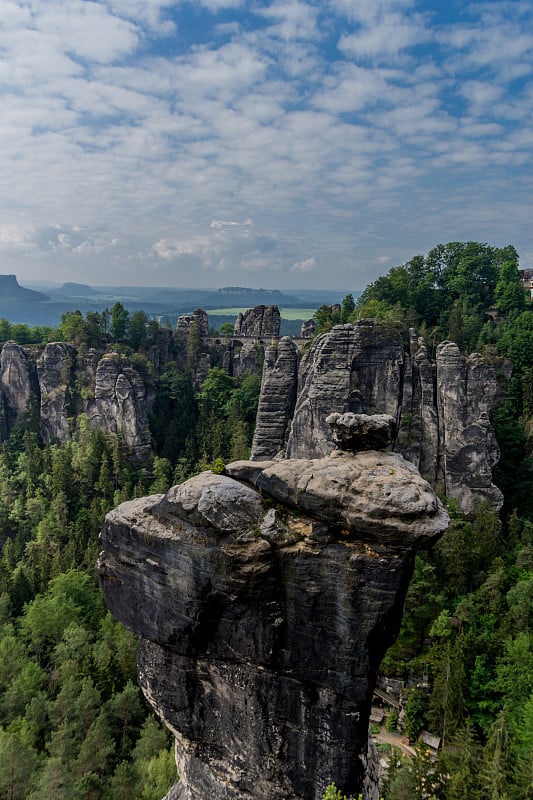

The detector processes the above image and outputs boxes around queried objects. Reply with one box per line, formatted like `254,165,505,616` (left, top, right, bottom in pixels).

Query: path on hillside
373,729,416,758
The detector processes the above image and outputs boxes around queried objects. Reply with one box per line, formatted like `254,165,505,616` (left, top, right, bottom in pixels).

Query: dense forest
0,241,532,799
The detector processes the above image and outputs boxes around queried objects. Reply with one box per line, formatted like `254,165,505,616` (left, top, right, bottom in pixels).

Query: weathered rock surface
435,342,502,512
300,319,316,339
251,337,299,459
234,305,281,338
232,340,261,378
98,449,449,800
326,412,396,452
37,342,76,444
0,340,155,453
87,353,152,456
252,321,503,512
176,309,209,344
0,341,39,434
283,322,405,461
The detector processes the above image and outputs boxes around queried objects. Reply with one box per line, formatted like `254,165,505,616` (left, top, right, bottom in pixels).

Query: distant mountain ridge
0,274,48,302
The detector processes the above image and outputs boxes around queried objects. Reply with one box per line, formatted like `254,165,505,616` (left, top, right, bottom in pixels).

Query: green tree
128,311,148,351
219,322,234,336
109,303,129,343
59,311,88,347
341,294,355,323
0,728,40,800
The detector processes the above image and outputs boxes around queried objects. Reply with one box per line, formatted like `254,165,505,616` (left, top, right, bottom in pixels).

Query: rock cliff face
234,305,281,338
252,321,503,512
86,353,153,457
98,431,449,800
0,342,153,456
0,342,39,432
38,342,76,445
251,337,299,460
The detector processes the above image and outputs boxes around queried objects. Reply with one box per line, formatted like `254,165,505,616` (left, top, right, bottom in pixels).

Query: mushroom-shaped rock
98,449,449,800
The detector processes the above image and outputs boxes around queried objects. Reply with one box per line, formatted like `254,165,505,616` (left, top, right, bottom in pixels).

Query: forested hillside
0,309,261,799
0,241,531,799
345,242,532,800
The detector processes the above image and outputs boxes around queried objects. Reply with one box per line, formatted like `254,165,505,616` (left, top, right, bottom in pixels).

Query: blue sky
0,0,532,290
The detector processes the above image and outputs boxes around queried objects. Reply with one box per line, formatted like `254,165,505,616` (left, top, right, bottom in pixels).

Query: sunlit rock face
97,438,449,800
251,321,503,512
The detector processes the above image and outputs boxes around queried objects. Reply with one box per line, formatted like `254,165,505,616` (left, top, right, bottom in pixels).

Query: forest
0,240,532,799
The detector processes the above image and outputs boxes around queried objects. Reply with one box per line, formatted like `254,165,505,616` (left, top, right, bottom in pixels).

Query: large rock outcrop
37,342,76,445
251,337,299,460
0,342,154,456
252,321,503,512
234,305,281,338
0,342,39,433
97,433,449,800
87,353,153,457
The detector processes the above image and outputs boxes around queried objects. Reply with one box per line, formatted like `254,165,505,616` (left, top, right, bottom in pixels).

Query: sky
0,0,532,291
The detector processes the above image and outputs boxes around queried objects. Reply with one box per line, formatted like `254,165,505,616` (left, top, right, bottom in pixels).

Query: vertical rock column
436,342,503,511
250,337,299,460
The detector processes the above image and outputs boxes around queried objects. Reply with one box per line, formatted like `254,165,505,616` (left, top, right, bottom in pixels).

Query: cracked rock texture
0,342,154,456
234,305,281,338
251,337,299,460
252,321,503,512
97,451,449,800
37,342,76,445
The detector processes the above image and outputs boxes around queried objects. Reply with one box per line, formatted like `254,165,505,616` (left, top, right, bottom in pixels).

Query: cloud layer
0,0,531,289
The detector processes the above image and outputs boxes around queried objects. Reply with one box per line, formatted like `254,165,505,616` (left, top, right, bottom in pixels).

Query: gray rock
97,452,448,800
250,337,299,460
232,340,261,378
436,343,503,511
37,342,76,444
0,341,39,437
234,305,281,338
176,309,209,343
194,353,211,388
252,322,503,513
300,319,316,339
284,322,405,460
87,352,152,456
326,412,396,451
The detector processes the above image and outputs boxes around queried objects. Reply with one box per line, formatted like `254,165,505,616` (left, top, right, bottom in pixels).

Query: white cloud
210,219,253,229
256,1,320,42
0,224,34,250
291,257,316,272
0,0,530,289
339,11,430,62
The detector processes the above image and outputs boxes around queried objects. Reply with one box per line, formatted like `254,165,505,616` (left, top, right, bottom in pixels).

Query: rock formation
87,353,153,457
0,342,153,456
37,342,76,445
251,337,299,460
176,309,209,344
252,321,503,512
0,342,39,432
98,419,449,800
231,340,261,378
234,305,281,338
300,319,316,339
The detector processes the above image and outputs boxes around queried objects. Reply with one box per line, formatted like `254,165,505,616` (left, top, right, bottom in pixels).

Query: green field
207,307,316,320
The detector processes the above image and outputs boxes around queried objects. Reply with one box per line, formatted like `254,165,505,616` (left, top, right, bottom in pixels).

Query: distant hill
49,282,102,297
0,274,48,302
